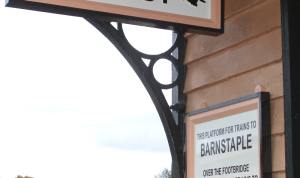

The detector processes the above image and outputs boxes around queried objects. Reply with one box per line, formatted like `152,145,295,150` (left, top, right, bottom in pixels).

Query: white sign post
187,93,270,178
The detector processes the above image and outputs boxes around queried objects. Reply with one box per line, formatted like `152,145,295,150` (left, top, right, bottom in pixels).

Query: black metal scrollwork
85,19,187,178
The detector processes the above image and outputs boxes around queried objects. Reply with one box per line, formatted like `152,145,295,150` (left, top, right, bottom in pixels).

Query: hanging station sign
186,93,270,178
5,0,223,34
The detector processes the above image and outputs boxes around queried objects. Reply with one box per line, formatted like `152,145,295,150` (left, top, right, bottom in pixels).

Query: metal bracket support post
85,19,187,178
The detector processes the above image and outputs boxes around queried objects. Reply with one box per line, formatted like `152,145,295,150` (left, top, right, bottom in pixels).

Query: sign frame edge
5,0,224,35
185,92,271,178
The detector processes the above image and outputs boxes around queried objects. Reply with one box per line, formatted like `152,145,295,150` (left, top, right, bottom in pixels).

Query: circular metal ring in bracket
117,23,181,90
117,23,182,57
148,55,179,89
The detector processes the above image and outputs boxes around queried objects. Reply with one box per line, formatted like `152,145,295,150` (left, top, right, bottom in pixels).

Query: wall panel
184,0,284,176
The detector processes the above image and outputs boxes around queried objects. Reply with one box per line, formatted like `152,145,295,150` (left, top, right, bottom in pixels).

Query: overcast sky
0,1,173,178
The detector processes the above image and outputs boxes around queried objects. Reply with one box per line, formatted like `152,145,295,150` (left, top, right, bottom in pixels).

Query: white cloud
0,2,173,178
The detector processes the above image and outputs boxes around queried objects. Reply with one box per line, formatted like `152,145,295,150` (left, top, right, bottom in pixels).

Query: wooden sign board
186,93,270,178
5,0,224,35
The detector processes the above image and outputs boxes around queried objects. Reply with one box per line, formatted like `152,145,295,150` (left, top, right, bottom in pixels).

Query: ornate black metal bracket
85,18,187,178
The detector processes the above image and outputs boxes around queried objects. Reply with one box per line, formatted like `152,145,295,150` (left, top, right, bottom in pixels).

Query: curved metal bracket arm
85,18,187,178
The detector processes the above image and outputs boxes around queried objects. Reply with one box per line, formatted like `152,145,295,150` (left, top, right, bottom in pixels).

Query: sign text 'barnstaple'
186,93,271,178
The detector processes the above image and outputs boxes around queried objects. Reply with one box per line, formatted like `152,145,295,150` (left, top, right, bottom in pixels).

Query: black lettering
243,123,247,130
206,142,210,155
226,138,231,152
203,169,213,177
220,128,224,135
215,140,221,154
236,136,242,150
247,134,252,149
242,135,247,150
230,137,236,151
201,143,205,157
211,141,215,154
230,126,233,133
221,139,226,153
246,164,249,171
